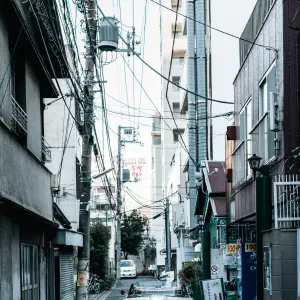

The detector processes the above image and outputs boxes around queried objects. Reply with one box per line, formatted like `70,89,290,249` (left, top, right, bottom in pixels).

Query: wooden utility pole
76,0,97,298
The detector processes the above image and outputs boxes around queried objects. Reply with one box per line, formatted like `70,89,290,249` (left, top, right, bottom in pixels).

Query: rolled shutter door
60,252,74,300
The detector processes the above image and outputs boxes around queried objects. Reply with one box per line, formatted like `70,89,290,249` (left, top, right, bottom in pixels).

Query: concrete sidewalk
89,290,113,300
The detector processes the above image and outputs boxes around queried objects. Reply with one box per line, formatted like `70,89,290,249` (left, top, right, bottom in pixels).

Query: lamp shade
248,154,262,171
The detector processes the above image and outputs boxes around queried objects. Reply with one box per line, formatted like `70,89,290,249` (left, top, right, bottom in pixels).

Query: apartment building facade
227,0,300,298
0,0,71,299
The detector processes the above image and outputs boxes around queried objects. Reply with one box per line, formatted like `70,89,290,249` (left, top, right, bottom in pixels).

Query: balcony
274,175,300,229
11,95,27,135
180,0,187,35
179,56,188,113
41,136,52,163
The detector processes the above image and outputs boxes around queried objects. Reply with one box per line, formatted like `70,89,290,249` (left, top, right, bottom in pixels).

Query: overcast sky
69,0,257,205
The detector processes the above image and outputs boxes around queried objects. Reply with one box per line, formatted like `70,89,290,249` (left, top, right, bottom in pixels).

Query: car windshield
128,282,188,298
120,261,133,267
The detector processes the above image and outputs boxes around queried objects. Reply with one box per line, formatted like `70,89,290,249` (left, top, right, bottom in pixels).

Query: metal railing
41,136,52,163
274,175,300,229
11,95,27,134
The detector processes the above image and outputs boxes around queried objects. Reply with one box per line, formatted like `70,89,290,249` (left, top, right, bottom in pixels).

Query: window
172,102,180,117
255,65,276,162
21,244,39,300
171,23,182,38
233,99,252,187
240,99,252,177
10,51,27,143
172,76,180,92
171,0,181,9
173,129,184,142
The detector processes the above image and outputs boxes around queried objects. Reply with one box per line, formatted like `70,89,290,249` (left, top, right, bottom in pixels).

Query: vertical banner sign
200,279,225,300
241,243,256,299
263,246,272,295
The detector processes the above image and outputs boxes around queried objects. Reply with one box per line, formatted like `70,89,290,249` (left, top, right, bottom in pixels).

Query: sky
66,0,258,210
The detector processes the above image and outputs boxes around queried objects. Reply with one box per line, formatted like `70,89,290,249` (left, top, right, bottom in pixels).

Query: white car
120,260,137,279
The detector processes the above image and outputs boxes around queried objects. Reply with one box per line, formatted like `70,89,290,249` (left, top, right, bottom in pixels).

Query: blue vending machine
240,243,257,300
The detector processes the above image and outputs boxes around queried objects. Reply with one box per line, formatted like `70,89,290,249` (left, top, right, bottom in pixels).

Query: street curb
95,290,112,300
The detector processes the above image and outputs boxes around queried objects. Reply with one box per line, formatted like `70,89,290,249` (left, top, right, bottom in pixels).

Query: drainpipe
195,0,207,163
187,0,197,231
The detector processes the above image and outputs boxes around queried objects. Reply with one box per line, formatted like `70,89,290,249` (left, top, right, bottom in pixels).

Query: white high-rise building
150,0,187,275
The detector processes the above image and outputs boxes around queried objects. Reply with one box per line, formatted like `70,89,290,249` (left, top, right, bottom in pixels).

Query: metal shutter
60,252,74,300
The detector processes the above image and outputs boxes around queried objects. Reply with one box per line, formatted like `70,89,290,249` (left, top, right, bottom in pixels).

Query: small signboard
245,243,256,252
226,243,241,253
210,264,219,277
263,246,272,295
77,271,89,286
200,278,226,300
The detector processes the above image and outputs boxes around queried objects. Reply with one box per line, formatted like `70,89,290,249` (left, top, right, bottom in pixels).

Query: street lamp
198,215,205,231
248,154,262,179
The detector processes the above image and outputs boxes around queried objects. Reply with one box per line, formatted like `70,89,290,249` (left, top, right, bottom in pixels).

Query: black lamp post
247,153,271,299
248,154,262,179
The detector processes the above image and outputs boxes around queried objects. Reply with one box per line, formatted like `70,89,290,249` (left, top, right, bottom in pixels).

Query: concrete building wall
263,229,297,300
44,79,81,230
26,59,42,159
0,125,53,220
232,0,284,220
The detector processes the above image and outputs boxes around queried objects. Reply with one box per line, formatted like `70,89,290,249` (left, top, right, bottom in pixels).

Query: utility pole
165,198,171,272
77,0,96,298
116,126,141,284
116,125,122,285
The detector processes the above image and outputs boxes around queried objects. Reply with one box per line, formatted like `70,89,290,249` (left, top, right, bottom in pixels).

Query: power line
96,4,234,105
164,0,192,167
28,0,82,126
150,0,277,52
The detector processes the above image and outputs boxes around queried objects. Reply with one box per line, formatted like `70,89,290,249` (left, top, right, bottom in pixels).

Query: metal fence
274,175,300,229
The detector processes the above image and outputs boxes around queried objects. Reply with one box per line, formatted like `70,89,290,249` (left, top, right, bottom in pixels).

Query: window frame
21,243,39,300
251,62,277,164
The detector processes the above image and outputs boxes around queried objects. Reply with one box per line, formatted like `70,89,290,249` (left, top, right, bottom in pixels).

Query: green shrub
102,275,115,290
178,260,202,285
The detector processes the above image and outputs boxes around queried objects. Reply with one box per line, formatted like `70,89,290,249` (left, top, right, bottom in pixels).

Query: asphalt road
106,276,156,300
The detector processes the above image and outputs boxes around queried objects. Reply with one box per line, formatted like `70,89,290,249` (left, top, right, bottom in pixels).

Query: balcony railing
41,136,52,163
274,175,300,229
11,95,27,134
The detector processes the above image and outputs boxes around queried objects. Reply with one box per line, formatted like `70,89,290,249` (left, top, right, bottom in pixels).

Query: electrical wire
150,0,277,52
96,4,234,105
137,0,149,128
28,0,82,125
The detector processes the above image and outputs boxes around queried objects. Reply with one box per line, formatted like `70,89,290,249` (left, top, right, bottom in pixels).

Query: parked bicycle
88,273,104,294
